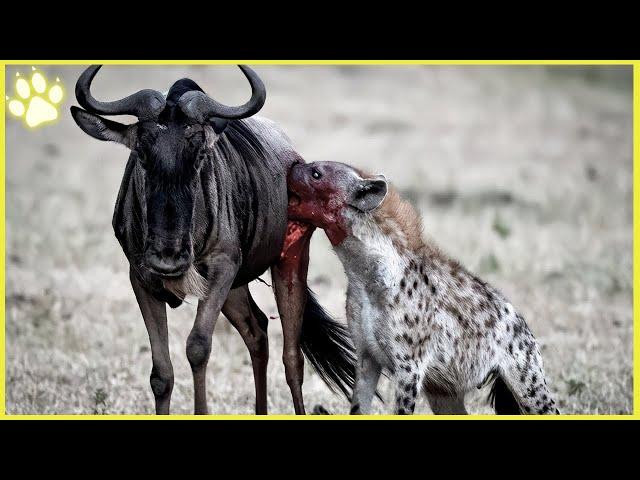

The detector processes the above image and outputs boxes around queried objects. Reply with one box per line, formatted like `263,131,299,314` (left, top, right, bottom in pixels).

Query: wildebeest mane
166,80,281,176
224,119,273,162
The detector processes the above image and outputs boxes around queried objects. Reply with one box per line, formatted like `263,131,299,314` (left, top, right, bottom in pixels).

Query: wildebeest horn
178,65,266,122
75,65,166,120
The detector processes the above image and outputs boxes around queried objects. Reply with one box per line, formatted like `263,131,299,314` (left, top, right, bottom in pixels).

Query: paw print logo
6,67,64,128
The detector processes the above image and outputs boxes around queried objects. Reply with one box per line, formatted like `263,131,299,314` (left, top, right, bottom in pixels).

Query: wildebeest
70,65,355,414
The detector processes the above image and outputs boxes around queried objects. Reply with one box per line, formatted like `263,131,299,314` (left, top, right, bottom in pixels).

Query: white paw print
6,67,64,128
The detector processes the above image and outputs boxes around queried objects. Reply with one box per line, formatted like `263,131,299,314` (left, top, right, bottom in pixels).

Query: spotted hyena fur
287,161,559,415
339,210,558,415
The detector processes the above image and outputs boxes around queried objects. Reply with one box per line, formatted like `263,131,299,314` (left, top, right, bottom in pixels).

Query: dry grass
5,65,632,414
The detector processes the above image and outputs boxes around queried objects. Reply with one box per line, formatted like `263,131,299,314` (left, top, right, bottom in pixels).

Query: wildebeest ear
348,174,388,212
70,106,136,148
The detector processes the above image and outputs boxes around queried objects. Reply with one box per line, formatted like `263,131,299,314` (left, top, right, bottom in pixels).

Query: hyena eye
311,168,322,180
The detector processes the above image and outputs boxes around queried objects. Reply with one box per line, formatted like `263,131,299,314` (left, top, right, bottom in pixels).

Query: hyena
287,161,559,415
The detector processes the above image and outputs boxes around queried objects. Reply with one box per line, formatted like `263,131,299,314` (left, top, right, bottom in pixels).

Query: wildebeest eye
311,168,322,180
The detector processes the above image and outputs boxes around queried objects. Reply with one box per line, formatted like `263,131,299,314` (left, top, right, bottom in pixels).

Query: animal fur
162,264,208,300
288,161,560,415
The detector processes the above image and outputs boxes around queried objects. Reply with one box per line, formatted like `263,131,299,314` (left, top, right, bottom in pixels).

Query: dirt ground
5,65,633,415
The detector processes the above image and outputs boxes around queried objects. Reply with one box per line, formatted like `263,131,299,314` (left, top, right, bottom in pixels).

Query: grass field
5,65,633,414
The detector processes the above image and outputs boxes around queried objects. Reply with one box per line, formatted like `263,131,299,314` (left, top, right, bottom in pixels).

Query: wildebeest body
114,116,298,306
72,66,356,414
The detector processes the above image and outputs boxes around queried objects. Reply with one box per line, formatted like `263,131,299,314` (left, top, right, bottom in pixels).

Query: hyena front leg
351,350,382,414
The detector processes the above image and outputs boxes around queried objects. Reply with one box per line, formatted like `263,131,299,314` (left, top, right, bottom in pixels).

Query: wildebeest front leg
130,268,173,415
272,221,315,414
222,286,269,414
188,250,240,414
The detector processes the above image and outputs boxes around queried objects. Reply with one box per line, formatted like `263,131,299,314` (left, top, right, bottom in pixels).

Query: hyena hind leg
499,345,560,415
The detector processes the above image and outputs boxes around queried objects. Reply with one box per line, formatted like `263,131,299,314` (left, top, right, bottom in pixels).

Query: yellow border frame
1,60,637,420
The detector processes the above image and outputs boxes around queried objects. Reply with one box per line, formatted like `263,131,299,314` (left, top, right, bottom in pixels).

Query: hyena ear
348,174,388,212
70,106,137,148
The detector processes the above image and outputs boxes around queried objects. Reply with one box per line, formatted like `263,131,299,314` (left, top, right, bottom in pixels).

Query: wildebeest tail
300,288,356,400
488,375,521,414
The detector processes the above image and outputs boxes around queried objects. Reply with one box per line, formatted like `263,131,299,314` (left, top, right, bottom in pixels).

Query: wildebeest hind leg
272,221,315,414
222,286,269,414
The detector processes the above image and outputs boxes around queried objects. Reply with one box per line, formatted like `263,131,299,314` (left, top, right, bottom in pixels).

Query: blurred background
5,65,633,414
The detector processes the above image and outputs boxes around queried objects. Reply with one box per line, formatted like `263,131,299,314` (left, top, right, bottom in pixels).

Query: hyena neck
371,186,425,253
338,185,426,256
334,187,434,278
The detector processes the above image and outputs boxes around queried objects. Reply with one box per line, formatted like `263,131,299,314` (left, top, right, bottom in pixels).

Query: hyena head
287,161,387,245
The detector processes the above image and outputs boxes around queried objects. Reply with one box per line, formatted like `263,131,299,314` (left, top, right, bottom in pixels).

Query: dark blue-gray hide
71,66,357,412
114,115,298,307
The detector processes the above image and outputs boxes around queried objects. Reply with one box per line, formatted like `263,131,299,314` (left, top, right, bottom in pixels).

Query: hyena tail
300,287,357,400
488,376,521,414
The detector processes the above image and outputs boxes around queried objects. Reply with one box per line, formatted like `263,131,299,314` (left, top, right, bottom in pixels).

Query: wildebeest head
71,65,266,277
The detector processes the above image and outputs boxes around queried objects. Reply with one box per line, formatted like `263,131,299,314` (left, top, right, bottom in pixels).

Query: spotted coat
287,160,559,415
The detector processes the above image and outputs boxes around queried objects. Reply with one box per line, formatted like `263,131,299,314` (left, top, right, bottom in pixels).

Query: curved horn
178,65,266,122
75,65,166,120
